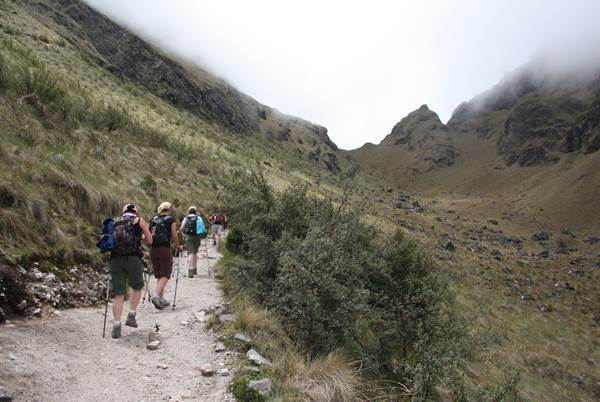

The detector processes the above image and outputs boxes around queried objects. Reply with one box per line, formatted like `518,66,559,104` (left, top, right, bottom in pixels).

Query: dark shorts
150,246,173,279
110,255,144,296
185,235,201,254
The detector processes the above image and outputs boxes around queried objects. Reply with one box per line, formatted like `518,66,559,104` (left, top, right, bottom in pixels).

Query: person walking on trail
149,202,182,310
179,206,206,277
110,203,153,339
211,211,224,246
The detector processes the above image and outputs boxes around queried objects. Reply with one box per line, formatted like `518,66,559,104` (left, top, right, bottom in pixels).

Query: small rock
199,365,214,376
244,366,261,373
195,311,208,322
218,314,235,323
0,385,12,402
8,353,16,360
218,368,230,376
532,231,551,242
157,364,168,370
584,235,600,245
441,238,455,252
234,333,251,344
147,340,161,351
247,349,271,367
487,218,499,225
180,320,190,326
248,379,273,397
32,308,42,317
16,300,27,311
214,342,226,352
491,249,502,260
52,310,62,317
520,294,534,301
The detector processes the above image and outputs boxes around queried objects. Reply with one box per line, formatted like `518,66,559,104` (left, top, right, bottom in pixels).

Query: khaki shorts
185,235,201,254
212,224,223,236
150,246,173,279
110,255,144,296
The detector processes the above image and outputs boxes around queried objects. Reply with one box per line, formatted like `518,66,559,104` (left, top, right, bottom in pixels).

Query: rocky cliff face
448,65,600,166
25,0,339,171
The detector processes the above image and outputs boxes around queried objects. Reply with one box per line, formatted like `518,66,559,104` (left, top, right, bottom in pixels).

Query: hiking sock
113,320,121,327
128,310,136,316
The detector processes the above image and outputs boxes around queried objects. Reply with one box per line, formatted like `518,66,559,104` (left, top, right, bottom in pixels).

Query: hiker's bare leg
112,294,124,321
130,289,141,310
156,277,169,298
191,253,198,270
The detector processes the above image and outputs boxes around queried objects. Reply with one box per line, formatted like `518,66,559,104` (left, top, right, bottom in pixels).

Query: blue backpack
96,217,115,253
196,216,207,237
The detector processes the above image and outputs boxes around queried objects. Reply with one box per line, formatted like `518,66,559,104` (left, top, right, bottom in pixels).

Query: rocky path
0,243,235,402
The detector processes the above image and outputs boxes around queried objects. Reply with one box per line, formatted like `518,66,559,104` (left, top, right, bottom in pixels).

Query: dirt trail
0,242,235,402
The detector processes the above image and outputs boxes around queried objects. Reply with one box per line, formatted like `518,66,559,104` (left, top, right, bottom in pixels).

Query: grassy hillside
1,0,598,400
347,63,600,401
0,0,344,269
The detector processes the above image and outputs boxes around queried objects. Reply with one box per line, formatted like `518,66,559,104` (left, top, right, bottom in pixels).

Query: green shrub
223,171,471,397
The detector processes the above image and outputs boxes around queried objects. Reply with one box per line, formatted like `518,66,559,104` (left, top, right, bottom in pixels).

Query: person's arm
171,221,182,251
139,217,153,246
178,217,187,234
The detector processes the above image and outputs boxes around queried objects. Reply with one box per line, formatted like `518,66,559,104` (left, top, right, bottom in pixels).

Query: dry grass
279,351,363,402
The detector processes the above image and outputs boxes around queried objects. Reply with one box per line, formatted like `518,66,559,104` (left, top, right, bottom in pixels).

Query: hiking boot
151,296,164,310
111,323,121,339
188,268,194,278
160,297,170,308
193,268,198,276
125,311,137,328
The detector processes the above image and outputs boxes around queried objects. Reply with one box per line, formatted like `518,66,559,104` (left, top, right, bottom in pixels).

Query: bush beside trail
222,172,474,400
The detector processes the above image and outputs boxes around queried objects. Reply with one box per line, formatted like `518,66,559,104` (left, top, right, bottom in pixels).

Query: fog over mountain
84,0,600,149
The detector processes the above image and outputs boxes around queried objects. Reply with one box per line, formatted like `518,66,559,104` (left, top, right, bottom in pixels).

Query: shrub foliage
224,172,470,399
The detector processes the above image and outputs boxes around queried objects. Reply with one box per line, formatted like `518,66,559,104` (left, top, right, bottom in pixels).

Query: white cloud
84,0,600,149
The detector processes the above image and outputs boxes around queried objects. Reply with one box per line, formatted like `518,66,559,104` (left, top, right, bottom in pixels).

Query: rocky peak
381,104,447,147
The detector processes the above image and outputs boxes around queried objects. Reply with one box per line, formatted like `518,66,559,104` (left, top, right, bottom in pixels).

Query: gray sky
85,0,600,149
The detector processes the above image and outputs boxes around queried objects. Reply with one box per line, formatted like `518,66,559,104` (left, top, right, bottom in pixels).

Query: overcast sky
85,0,600,149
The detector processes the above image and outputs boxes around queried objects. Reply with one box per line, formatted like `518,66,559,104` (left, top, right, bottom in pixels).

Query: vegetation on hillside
218,172,496,400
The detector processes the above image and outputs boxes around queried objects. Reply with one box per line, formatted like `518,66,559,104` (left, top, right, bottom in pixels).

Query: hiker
210,211,225,246
110,203,153,338
149,201,182,310
179,206,206,277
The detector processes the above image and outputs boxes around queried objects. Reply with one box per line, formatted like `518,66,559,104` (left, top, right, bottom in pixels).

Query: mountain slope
349,61,600,229
23,0,339,172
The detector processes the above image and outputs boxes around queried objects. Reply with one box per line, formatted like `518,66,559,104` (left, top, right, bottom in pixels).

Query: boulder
248,379,273,397
246,349,271,367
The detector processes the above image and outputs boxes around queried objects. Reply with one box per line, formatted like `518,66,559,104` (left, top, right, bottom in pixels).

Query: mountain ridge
24,0,341,171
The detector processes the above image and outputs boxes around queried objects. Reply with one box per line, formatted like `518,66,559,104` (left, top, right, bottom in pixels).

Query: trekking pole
142,272,149,304
172,251,181,311
102,275,110,338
